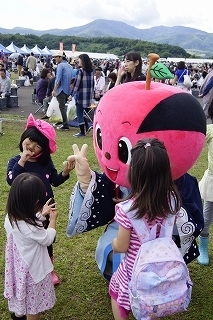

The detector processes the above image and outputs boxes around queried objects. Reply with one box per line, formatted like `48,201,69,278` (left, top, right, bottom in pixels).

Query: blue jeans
76,103,85,125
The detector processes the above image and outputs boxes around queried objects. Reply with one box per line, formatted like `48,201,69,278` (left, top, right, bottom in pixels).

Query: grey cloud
69,0,160,28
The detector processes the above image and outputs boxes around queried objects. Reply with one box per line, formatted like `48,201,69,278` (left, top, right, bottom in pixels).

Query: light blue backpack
121,201,193,319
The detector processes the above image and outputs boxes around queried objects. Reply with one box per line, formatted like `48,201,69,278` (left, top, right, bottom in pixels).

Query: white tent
51,50,118,60
0,43,12,54
31,45,45,56
167,57,213,64
6,42,26,54
41,46,53,56
9,52,20,59
20,44,32,54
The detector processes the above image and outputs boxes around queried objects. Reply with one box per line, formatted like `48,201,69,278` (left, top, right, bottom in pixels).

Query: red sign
72,43,76,53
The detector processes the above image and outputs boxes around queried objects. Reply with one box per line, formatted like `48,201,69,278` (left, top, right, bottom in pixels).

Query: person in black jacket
17,54,24,76
22,67,33,85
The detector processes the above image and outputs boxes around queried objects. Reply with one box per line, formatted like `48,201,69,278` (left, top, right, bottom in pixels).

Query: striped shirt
109,205,164,312
70,68,94,108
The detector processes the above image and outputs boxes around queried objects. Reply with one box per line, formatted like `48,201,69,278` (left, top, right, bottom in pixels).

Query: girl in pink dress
109,138,181,320
4,172,58,320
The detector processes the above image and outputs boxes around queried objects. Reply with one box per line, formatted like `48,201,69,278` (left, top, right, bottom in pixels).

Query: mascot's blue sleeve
174,172,204,263
66,171,116,236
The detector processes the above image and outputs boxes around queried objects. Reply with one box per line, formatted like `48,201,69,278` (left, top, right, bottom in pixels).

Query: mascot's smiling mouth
106,167,118,181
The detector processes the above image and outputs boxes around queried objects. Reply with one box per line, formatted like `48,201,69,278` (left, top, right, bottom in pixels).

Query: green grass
0,117,211,320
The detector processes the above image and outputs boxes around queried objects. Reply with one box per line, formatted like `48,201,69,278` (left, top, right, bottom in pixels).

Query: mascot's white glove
66,144,91,192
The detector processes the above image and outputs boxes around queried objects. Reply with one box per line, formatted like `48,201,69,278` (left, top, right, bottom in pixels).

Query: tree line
0,33,191,58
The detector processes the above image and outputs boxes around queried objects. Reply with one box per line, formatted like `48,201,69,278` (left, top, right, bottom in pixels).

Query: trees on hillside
0,33,190,58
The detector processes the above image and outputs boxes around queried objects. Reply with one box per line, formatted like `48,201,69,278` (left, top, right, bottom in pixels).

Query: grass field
0,116,212,320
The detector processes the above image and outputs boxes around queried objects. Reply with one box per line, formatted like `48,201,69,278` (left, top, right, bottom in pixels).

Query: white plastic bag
67,97,76,120
183,71,192,88
46,97,62,120
24,76,30,87
197,77,204,88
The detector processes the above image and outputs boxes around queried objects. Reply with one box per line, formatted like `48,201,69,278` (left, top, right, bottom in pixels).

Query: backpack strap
178,69,186,83
118,199,176,244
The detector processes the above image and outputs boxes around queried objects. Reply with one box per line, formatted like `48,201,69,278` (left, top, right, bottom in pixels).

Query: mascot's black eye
118,137,132,164
95,124,102,150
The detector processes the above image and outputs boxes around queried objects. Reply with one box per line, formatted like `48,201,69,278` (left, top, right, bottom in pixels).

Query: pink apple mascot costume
67,54,206,280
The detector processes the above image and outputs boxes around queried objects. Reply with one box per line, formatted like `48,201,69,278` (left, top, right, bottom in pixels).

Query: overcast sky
1,0,212,33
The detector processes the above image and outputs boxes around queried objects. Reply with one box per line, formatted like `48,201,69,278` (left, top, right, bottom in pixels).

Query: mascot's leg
95,221,124,281
197,236,209,265
197,200,213,265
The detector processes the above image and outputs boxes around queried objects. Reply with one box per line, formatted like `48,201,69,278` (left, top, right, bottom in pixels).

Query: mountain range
1,19,213,57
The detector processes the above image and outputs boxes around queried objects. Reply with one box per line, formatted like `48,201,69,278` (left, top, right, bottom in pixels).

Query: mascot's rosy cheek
93,81,206,188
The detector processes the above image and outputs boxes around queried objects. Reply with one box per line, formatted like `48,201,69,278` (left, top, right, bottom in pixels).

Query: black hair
126,138,181,221
108,72,117,83
40,68,50,79
177,61,186,70
78,54,93,72
62,51,67,60
18,127,51,166
95,67,102,72
123,51,142,82
6,172,46,229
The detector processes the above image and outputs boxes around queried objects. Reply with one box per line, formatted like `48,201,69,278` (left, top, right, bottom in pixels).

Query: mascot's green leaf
150,63,174,80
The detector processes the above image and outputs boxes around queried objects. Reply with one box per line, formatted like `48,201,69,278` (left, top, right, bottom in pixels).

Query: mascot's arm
66,170,116,237
67,144,92,192
174,173,204,264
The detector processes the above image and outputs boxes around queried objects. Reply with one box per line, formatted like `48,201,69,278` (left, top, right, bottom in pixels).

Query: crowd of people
2,49,213,320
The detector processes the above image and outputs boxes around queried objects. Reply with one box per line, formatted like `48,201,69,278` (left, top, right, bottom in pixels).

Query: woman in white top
4,173,58,320
94,67,105,101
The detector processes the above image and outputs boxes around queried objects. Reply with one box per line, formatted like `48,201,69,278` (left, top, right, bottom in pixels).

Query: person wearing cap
6,113,75,288
52,51,73,130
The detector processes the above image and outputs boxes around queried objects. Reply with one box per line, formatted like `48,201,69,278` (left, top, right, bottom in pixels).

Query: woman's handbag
183,70,192,88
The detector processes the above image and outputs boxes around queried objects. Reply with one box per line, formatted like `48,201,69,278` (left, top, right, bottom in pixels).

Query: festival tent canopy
9,52,20,59
0,43,13,54
6,42,26,54
20,44,32,54
41,46,53,56
31,45,47,56
51,50,118,60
